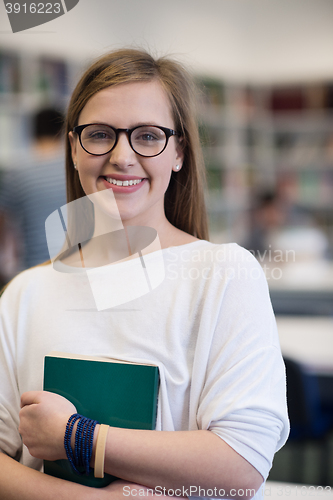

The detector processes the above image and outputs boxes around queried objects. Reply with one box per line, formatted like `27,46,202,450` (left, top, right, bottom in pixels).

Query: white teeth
106,177,143,186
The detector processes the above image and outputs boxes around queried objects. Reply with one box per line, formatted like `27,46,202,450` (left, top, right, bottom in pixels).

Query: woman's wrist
63,416,109,477
64,414,99,475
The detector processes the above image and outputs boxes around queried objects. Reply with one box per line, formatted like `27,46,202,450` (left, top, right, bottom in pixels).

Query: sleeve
0,284,43,471
0,285,23,460
196,247,289,481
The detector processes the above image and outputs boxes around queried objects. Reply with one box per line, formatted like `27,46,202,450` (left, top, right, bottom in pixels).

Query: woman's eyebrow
81,121,164,128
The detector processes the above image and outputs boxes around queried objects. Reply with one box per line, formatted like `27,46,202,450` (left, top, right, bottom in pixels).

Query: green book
43,351,160,488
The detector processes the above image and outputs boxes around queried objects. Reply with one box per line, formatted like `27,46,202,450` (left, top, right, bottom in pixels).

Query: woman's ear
68,131,77,166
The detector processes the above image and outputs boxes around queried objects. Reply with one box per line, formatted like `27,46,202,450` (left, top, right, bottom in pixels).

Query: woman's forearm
0,453,103,500
97,427,263,499
19,392,263,499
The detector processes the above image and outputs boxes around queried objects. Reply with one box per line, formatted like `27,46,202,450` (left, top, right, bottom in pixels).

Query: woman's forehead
78,80,174,127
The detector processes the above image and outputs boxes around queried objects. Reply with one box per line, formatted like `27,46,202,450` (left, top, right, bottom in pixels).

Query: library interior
0,0,333,495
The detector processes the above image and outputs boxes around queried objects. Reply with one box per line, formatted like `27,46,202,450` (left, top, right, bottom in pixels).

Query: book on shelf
43,351,160,488
0,51,20,93
39,57,68,98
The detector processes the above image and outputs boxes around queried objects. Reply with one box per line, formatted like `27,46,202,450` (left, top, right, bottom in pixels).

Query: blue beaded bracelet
86,418,97,475
64,414,81,474
64,413,99,475
75,416,87,469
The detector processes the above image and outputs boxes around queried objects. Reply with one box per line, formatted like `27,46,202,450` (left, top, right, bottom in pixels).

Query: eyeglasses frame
72,123,180,158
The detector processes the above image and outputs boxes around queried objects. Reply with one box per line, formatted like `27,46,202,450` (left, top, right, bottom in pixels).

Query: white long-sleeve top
0,241,289,499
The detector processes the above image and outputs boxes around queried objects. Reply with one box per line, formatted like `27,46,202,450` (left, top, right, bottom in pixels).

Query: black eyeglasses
73,123,179,158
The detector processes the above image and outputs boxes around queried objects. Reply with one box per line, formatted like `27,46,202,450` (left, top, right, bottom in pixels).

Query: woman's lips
101,176,147,193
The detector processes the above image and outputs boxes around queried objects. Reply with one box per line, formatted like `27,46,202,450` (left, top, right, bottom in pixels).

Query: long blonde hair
65,48,209,240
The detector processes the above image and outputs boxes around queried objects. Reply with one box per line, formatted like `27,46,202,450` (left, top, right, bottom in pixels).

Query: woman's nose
108,132,136,168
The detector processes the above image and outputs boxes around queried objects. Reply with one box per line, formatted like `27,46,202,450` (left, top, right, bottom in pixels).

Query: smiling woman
65,50,208,243
68,80,186,237
0,48,289,500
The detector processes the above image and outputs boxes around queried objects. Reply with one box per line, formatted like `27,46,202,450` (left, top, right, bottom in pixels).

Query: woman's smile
101,175,148,193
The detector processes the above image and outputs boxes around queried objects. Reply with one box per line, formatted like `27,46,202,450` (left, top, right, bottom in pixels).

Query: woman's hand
19,391,76,461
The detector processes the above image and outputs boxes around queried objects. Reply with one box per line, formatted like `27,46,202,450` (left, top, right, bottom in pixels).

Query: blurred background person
245,188,329,261
244,190,287,259
0,107,66,282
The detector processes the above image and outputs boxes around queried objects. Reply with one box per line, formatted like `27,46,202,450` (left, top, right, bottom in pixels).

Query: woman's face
69,80,183,228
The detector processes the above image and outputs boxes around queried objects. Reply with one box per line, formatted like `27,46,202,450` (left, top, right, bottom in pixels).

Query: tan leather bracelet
94,424,109,478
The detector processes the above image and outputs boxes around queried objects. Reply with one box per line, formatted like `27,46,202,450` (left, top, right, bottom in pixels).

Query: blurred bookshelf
1,45,333,256
0,48,82,166
197,77,333,252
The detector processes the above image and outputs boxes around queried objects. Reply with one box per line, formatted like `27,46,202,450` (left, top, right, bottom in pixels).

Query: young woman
0,49,289,500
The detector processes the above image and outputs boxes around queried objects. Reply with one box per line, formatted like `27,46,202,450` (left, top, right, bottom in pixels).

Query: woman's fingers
19,391,77,461
20,391,76,412
20,391,43,408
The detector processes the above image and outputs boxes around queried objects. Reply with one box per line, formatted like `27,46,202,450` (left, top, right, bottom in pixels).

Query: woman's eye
137,133,159,142
90,132,110,140
140,133,157,141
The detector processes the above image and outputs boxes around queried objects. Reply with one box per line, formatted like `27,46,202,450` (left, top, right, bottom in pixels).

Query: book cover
43,352,160,487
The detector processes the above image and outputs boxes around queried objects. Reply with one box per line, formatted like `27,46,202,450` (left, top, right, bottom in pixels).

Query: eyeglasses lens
81,125,116,155
80,125,167,157
131,126,166,156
